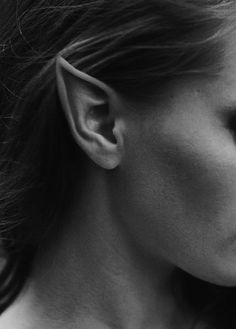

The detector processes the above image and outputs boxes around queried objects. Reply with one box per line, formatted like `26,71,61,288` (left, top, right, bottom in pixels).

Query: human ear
55,55,122,170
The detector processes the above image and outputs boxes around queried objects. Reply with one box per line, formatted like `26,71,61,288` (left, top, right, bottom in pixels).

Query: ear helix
56,55,114,96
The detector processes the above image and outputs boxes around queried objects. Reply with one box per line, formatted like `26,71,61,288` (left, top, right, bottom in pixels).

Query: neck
0,169,196,329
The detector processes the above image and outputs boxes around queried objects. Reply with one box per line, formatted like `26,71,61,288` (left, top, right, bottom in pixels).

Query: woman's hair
0,0,236,327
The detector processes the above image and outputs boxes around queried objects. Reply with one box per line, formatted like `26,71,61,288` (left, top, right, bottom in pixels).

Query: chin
179,252,236,288
194,258,236,287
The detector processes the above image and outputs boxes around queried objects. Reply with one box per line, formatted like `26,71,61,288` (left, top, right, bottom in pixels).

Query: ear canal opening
89,103,117,144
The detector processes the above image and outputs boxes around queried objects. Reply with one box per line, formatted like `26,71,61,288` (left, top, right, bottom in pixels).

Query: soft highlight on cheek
118,72,236,285
157,89,232,206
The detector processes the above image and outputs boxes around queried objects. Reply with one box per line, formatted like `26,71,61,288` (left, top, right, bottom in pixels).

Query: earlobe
55,55,122,170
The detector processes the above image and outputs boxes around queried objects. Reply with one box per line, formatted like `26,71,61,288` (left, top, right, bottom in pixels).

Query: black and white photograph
0,1,236,328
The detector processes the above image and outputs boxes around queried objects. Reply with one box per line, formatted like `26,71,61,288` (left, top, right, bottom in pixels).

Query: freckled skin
110,41,236,287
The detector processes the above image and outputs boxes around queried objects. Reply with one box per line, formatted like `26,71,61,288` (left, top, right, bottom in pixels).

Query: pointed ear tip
55,55,116,98
55,56,76,84
55,55,89,81
55,55,68,71
56,54,66,63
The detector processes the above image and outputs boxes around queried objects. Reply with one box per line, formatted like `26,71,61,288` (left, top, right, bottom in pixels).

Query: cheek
156,105,236,237
152,137,236,285
119,108,236,285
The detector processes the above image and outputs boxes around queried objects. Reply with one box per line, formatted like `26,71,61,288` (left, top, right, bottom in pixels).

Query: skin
1,34,236,329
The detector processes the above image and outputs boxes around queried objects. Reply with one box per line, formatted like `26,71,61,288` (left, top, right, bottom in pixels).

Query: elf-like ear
55,56,123,169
